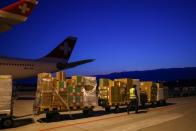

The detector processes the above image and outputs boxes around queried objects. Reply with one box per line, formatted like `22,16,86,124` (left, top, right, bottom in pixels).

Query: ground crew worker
127,85,139,114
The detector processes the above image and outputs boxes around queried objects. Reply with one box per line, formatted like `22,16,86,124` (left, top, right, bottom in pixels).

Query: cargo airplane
0,37,94,79
0,0,38,32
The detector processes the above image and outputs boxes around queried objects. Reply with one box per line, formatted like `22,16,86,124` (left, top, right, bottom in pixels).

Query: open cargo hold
0,75,14,128
33,72,98,116
99,78,139,111
156,83,168,104
140,81,157,104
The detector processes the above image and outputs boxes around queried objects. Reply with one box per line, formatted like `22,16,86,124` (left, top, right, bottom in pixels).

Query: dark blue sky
0,0,196,76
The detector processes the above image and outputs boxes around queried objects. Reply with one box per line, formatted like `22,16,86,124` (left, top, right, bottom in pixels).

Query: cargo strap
53,89,72,119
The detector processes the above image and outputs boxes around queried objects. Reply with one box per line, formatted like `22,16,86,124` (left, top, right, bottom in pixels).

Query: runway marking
40,104,181,131
106,113,183,131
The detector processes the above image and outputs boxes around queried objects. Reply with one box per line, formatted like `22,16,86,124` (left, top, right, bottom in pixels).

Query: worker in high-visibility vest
127,85,139,114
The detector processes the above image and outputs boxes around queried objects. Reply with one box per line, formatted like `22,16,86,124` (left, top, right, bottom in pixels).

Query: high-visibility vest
130,88,136,99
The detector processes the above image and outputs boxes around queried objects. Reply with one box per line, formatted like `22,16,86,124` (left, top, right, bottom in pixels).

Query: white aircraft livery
0,36,94,79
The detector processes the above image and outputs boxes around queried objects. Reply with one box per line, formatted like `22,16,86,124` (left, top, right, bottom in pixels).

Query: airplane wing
0,0,38,32
56,59,95,70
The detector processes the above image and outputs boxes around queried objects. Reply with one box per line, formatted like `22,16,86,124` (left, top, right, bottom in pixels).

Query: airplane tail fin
43,36,77,62
1,0,38,21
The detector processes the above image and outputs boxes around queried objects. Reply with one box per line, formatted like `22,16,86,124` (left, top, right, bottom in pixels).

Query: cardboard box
56,71,65,81
99,78,130,106
35,73,98,114
156,83,168,101
0,75,12,115
140,81,157,103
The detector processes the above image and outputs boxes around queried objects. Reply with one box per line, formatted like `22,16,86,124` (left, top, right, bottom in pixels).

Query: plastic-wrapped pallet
99,79,113,100
114,78,132,102
56,71,65,81
156,83,168,102
140,81,157,103
53,78,66,93
83,76,98,107
34,73,53,114
112,81,121,103
38,74,53,105
52,78,67,110
0,75,12,115
99,79,128,105
72,76,84,86
114,79,131,102
52,72,67,109
67,78,83,108
132,79,141,106
37,73,53,93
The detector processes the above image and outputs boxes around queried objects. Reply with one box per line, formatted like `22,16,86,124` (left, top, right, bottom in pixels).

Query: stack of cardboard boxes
83,77,97,107
52,72,67,110
140,81,157,103
34,72,97,114
0,75,13,115
114,78,132,104
34,73,53,112
98,79,114,106
98,78,131,107
99,79,113,100
156,83,168,103
68,76,84,108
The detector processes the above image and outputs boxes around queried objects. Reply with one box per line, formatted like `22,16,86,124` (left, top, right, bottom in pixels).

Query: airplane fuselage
0,36,93,80
0,57,59,79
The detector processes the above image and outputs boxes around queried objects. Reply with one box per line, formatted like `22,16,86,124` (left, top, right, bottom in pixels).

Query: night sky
0,0,196,76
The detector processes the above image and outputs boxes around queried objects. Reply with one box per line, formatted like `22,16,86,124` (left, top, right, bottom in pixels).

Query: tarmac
2,96,196,131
